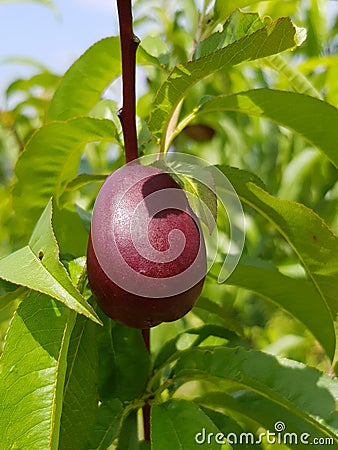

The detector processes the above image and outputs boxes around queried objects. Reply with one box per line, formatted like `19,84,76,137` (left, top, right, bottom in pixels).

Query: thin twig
142,328,151,442
116,0,140,162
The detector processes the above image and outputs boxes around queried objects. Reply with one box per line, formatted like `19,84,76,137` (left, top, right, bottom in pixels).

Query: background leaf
47,37,121,121
214,166,338,346
196,89,338,169
171,347,338,443
0,292,76,449
148,17,301,147
209,262,335,359
12,117,116,240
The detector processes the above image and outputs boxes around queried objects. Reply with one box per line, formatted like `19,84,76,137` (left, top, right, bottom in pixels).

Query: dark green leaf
198,391,337,449
87,399,124,450
97,313,150,402
151,399,226,450
59,316,98,450
52,205,89,258
200,407,250,450
116,409,139,450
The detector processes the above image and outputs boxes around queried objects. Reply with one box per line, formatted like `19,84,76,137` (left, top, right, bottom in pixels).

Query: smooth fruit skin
87,163,206,329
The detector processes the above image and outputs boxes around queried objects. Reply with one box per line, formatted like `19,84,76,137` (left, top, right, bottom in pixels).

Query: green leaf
150,160,217,233
196,89,338,169
47,37,121,121
198,391,333,449
215,166,338,355
87,399,124,450
6,72,60,98
13,117,116,239
116,409,139,450
154,325,238,370
151,399,225,450
97,313,150,402
0,291,76,449
171,347,338,441
148,17,302,149
195,9,271,59
0,200,100,324
0,0,55,7
59,315,98,450
214,0,271,20
263,55,321,98
209,262,335,360
52,205,89,258
199,407,247,450
175,171,217,234
65,173,108,192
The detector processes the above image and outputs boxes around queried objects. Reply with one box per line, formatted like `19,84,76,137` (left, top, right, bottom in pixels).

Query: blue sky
0,0,120,103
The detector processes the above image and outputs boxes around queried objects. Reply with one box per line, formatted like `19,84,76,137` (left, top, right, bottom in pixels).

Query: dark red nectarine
87,163,206,328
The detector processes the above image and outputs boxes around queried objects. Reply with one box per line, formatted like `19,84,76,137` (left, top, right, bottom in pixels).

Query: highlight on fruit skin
87,162,207,329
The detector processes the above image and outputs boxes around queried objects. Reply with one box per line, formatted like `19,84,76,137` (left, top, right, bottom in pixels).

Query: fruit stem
116,0,139,163
142,328,151,442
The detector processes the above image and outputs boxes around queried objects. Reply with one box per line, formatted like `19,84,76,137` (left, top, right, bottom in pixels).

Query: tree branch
116,0,139,162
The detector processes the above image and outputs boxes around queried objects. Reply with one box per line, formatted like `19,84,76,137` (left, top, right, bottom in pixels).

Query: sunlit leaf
195,9,271,59
176,172,217,234
0,200,100,323
0,291,76,449
6,72,60,98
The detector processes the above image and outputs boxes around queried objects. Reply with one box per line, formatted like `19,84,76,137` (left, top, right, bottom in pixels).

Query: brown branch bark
116,0,139,163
